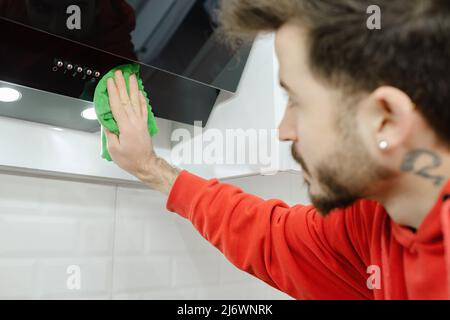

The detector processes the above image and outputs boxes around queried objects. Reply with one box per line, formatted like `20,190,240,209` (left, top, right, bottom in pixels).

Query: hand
105,70,179,194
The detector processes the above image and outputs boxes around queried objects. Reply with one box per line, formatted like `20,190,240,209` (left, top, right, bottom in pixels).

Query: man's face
275,23,392,215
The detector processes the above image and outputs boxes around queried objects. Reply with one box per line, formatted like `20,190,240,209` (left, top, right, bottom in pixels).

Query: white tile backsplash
0,171,299,299
172,254,221,288
0,215,78,255
0,259,36,299
113,257,172,293
35,258,112,299
114,218,146,254
79,219,115,255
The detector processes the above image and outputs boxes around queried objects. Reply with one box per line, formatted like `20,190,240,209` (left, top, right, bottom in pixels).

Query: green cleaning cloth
93,64,159,161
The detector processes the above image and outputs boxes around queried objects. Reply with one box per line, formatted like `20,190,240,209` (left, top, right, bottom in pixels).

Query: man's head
220,0,450,215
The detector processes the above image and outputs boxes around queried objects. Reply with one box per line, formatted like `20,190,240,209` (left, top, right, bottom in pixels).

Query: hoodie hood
389,179,450,299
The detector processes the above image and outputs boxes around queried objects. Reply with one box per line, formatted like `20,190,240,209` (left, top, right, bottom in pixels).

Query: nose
278,106,298,142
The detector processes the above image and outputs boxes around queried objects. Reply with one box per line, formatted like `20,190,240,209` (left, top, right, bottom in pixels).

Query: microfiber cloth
93,64,158,161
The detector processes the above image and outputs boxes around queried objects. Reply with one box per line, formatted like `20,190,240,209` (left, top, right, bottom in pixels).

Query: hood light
0,87,22,102
81,107,97,120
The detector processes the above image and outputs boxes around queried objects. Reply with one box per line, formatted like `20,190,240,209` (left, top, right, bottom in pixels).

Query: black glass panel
0,17,220,130
0,0,251,92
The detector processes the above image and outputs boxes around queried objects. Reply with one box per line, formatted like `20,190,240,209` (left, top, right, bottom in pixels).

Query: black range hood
0,0,252,132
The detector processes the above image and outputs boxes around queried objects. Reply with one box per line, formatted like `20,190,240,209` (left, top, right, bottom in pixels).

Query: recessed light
52,127,64,131
0,87,22,102
81,107,97,120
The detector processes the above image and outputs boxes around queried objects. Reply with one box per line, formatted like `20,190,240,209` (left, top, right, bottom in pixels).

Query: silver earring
378,140,389,150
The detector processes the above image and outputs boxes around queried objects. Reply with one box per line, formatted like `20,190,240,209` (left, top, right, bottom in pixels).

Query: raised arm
165,170,375,299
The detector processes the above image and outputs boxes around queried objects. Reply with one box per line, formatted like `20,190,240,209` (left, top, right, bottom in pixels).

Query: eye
281,90,301,109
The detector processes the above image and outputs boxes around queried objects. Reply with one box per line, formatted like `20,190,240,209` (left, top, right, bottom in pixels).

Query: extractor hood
0,0,252,132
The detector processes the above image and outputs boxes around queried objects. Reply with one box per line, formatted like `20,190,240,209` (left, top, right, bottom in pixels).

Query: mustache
291,144,310,176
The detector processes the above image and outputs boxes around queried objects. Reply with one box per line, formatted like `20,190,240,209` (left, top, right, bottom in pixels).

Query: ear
368,86,416,152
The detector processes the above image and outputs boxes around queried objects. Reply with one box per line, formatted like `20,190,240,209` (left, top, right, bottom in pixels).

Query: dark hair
219,0,450,147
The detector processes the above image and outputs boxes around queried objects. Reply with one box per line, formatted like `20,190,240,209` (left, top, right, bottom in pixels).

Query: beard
291,135,393,216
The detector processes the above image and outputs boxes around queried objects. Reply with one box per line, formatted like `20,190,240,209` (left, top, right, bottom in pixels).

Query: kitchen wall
0,31,306,300
0,170,309,299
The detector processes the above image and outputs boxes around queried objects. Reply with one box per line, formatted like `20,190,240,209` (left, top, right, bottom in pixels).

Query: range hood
0,0,252,132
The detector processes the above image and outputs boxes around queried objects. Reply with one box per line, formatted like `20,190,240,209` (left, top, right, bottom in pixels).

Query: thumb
104,128,119,149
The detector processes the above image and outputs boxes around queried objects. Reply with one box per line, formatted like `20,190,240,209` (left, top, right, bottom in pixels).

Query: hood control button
53,58,98,81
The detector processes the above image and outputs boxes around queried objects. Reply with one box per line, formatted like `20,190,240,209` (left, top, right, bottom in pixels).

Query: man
103,0,450,299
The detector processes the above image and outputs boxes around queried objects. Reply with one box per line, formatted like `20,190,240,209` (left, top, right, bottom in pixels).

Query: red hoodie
166,171,450,300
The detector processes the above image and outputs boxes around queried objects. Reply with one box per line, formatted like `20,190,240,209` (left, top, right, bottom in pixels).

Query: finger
114,70,133,117
139,92,149,123
107,78,128,126
128,74,141,116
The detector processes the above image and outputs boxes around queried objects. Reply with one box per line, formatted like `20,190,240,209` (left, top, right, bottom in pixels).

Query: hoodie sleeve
166,171,374,300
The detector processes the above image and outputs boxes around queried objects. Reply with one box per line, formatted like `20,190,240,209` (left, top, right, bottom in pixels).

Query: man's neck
377,149,450,230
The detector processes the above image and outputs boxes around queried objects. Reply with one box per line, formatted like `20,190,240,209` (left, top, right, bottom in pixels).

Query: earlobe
378,140,389,150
